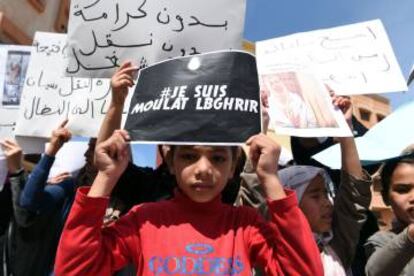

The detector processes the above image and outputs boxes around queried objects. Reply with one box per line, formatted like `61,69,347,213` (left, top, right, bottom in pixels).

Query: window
376,114,385,123
359,108,371,122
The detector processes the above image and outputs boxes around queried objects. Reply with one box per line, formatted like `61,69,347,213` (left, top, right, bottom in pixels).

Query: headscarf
278,165,335,202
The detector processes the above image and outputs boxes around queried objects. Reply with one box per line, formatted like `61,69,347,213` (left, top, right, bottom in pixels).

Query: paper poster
14,32,132,138
47,141,89,178
256,19,408,95
124,51,261,145
313,100,414,169
0,46,32,139
261,71,352,137
65,0,246,78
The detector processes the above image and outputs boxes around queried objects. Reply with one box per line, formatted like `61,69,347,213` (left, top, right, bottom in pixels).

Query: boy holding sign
55,60,323,275
55,130,322,275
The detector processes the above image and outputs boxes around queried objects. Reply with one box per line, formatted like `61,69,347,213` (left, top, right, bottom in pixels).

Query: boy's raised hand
88,130,130,197
94,130,130,180
46,119,72,156
111,61,138,106
246,133,286,200
326,86,353,128
0,139,23,174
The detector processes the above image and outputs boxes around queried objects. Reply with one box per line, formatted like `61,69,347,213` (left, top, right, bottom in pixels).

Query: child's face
299,174,333,234
388,163,414,225
169,145,236,203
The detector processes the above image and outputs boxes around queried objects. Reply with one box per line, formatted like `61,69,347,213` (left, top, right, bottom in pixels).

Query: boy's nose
195,157,213,177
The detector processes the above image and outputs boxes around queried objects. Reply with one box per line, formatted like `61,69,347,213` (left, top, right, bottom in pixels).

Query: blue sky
244,0,414,110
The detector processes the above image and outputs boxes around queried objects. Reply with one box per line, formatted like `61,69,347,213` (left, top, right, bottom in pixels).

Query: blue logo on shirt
148,243,244,275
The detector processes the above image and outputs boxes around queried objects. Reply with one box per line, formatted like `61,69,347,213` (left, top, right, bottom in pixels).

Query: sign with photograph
257,19,408,95
0,45,32,139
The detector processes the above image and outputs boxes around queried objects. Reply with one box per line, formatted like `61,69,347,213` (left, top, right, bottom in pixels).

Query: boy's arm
55,130,136,275
365,226,414,276
96,62,137,145
330,95,372,268
246,191,323,275
246,134,323,275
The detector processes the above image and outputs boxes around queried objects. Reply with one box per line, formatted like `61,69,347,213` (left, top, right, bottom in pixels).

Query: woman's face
389,163,414,225
300,175,334,233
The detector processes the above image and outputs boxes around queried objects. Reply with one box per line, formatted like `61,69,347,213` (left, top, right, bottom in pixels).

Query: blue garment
20,154,75,214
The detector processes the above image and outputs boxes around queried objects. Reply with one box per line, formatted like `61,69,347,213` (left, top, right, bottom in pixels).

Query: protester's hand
46,119,72,156
261,90,270,134
47,172,71,185
111,61,138,107
94,129,130,180
326,85,353,128
0,139,23,174
246,134,286,200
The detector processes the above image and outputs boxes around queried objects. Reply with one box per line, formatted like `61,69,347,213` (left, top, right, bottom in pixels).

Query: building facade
0,0,68,44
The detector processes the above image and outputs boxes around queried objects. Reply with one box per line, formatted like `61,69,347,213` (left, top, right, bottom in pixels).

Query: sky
244,0,414,110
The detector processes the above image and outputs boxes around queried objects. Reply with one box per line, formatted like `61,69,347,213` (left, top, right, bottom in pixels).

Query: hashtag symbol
160,87,171,98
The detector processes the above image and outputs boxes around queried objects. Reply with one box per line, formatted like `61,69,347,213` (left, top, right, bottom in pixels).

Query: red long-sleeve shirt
55,187,322,275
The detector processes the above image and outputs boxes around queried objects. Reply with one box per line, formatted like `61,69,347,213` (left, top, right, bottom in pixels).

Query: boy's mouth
191,183,214,191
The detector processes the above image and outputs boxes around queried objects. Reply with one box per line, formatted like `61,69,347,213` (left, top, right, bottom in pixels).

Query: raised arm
55,130,135,275
96,62,138,145
19,120,73,213
329,93,372,268
333,95,363,178
246,134,323,275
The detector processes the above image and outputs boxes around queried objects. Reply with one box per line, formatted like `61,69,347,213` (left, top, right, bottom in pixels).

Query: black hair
168,145,244,204
380,149,414,205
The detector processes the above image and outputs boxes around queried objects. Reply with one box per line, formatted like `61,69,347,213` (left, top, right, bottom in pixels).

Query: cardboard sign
257,19,408,95
14,32,131,138
124,51,261,145
65,0,246,78
0,45,32,139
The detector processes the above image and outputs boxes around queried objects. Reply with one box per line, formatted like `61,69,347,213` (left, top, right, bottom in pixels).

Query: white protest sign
256,19,408,95
65,0,246,78
0,45,32,139
260,70,352,137
47,141,88,178
14,32,132,138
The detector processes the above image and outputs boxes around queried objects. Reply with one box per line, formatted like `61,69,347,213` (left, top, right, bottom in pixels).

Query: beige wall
352,94,391,129
0,0,61,43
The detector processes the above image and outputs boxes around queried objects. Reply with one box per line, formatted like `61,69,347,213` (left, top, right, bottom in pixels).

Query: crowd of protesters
0,61,412,276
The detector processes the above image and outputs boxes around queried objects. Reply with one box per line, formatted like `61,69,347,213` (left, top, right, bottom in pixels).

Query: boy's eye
393,184,411,194
179,153,197,162
212,154,227,163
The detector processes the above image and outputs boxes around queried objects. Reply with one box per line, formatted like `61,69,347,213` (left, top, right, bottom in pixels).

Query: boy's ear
165,149,175,175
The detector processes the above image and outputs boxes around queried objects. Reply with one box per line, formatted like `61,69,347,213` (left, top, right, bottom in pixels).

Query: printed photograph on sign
261,71,351,137
256,19,408,95
124,50,261,145
2,50,30,107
